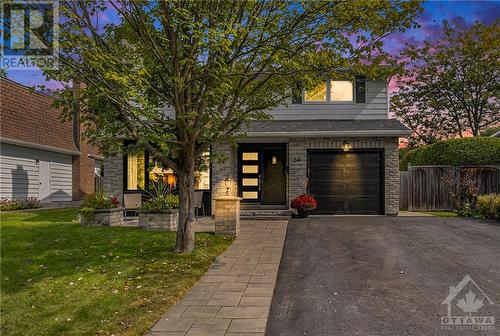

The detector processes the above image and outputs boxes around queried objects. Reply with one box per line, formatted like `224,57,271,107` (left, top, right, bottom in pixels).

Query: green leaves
393,20,500,144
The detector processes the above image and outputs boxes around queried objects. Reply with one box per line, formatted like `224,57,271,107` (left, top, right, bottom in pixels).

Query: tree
44,0,421,252
392,20,500,145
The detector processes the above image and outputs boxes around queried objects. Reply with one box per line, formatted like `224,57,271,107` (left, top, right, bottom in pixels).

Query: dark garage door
308,151,383,215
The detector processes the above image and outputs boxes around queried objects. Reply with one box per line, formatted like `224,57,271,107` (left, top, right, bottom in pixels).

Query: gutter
244,130,412,138
0,137,81,155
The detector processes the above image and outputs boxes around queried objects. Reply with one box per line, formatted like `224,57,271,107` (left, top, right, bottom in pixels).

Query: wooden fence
400,165,500,211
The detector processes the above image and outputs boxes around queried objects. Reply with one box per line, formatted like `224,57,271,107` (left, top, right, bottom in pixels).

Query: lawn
0,208,233,336
422,211,458,217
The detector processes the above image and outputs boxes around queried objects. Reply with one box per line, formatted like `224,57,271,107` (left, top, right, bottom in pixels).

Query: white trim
0,137,80,155
244,130,412,138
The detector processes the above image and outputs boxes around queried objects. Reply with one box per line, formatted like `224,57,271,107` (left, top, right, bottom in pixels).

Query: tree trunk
175,163,196,253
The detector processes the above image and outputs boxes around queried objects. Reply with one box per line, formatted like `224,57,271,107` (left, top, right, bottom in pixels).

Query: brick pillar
384,137,400,216
211,142,238,212
103,154,124,202
214,196,241,236
72,142,97,200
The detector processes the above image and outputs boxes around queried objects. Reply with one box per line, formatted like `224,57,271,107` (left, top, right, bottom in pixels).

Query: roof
241,119,411,137
0,77,80,154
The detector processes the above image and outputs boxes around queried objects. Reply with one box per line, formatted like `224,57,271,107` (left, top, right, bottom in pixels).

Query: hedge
400,137,500,171
476,194,500,220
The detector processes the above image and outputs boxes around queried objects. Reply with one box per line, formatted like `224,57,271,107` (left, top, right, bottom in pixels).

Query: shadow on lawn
1,212,193,295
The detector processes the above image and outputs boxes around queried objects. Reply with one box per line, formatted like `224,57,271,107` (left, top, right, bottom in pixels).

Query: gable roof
241,119,411,137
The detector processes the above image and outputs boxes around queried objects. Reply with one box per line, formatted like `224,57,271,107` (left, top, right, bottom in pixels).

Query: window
149,160,177,190
330,80,353,102
303,82,327,102
303,80,354,103
127,152,146,190
124,148,210,191
194,152,210,190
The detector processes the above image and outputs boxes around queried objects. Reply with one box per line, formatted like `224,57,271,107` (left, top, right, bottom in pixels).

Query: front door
238,144,286,205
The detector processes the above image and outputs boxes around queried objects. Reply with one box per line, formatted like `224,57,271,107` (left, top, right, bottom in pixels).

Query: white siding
267,80,388,120
0,143,73,202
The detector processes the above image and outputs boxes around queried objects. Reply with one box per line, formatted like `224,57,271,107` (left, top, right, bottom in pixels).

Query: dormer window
303,80,354,103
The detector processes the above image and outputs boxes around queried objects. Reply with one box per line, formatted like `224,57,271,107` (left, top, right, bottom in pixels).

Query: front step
240,209,292,219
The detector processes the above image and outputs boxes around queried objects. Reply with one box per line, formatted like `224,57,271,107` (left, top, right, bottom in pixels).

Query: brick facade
1,77,100,201
212,137,400,216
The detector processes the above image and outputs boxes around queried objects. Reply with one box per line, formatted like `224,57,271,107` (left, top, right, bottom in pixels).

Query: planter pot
138,209,179,231
297,208,313,218
80,207,124,226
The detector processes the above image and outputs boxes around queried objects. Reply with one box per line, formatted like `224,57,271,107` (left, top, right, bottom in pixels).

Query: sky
4,0,500,93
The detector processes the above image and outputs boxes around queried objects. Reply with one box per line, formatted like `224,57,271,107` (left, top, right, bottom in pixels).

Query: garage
308,150,383,215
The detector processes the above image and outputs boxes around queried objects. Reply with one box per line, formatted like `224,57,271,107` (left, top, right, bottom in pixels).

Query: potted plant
80,190,123,226
291,194,318,218
138,181,179,231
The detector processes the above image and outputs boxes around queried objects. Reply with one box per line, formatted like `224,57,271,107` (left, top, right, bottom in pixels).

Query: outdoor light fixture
272,156,277,165
342,140,352,152
224,176,231,195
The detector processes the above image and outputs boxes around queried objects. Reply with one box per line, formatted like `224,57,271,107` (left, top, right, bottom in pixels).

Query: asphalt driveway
266,216,500,336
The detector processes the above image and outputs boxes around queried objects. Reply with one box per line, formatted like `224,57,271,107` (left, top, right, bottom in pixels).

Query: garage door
308,151,383,215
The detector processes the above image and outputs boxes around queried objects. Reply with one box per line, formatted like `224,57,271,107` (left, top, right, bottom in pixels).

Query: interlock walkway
148,219,288,336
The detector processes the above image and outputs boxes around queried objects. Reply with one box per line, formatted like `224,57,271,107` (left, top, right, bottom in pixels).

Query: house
103,76,410,216
0,77,101,204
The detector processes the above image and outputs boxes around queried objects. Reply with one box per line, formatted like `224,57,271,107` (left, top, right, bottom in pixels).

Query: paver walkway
148,219,288,336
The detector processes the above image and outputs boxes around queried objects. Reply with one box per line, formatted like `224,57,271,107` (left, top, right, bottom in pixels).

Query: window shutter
292,81,302,104
355,76,366,104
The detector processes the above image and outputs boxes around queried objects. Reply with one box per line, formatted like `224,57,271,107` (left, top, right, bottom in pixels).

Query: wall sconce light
342,140,352,152
272,156,277,165
224,176,231,195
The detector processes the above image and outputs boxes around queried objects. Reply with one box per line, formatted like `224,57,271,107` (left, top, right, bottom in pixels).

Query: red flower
291,194,317,210
110,196,120,206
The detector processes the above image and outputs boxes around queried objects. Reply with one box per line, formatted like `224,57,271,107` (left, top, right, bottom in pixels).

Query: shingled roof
241,119,411,137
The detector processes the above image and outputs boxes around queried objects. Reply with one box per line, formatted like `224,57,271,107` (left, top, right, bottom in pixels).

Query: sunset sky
5,1,500,93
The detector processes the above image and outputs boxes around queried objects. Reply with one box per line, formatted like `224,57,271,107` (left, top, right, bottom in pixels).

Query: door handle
258,174,262,191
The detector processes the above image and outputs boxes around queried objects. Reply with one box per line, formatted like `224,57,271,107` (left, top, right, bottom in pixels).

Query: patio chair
124,193,142,220
193,191,205,220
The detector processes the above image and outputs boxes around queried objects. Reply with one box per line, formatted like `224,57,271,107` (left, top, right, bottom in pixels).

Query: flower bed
138,182,179,231
79,191,123,226
0,198,41,211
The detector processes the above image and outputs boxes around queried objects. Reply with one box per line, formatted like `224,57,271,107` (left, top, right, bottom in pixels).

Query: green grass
0,209,233,336
422,211,459,217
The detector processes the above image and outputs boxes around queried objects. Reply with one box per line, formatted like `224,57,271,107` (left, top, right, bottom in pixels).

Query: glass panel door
240,150,260,201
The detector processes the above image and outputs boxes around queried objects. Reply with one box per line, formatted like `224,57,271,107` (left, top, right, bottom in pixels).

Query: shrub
442,169,480,215
0,198,41,211
82,190,120,209
400,137,500,170
476,194,500,220
290,194,318,211
140,181,179,213
480,126,500,137
140,194,179,213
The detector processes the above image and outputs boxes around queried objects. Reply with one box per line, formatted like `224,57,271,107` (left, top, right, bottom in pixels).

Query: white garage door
0,143,73,202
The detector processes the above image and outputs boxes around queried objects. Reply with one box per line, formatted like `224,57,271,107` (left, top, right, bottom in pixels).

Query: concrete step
240,209,292,219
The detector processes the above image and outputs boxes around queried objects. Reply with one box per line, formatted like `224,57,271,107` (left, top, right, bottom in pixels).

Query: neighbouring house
0,77,102,204
103,75,411,216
